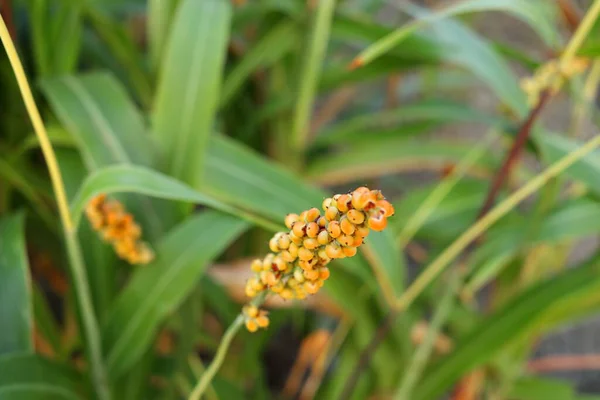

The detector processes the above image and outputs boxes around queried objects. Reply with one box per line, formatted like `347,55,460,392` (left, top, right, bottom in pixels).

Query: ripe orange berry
322,197,334,211
305,208,320,222
281,250,295,262
280,288,294,300
289,232,303,245
245,319,259,332
327,221,341,238
251,259,262,272
256,315,269,328
304,269,319,280
298,247,314,261
277,234,291,249
338,235,354,247
285,213,299,229
303,238,319,250
353,236,363,246
368,214,388,231
347,209,365,224
319,267,330,280
292,222,306,238
269,238,279,252
355,224,370,238
306,222,319,238
342,246,357,257
288,243,299,258
337,194,352,212
317,230,330,245
273,258,288,271
377,200,395,217
317,216,327,227
340,217,355,235
325,206,339,221
243,305,259,318
304,281,319,294
353,186,369,195
294,268,305,282
325,242,343,259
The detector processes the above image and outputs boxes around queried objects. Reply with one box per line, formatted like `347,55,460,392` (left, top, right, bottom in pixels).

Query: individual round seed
277,234,291,249
353,236,363,247
327,221,341,238
245,319,259,332
294,268,305,283
325,206,339,221
317,216,328,227
342,246,357,257
269,237,280,252
244,305,259,318
289,232,303,245
304,281,319,294
285,213,299,229
251,259,262,272
304,269,319,280
368,214,388,231
256,315,269,328
305,208,320,222
336,194,352,212
303,238,319,250
325,242,343,258
292,222,306,238
340,217,356,235
355,224,370,238
280,250,295,262
319,267,330,280
280,288,294,300
338,235,354,247
306,222,319,238
288,243,299,258
317,230,330,245
347,209,366,224
322,197,334,211
298,247,314,261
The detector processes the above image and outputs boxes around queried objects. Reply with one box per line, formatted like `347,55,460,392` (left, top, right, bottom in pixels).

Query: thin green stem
394,134,600,311
0,14,110,399
394,273,459,400
189,291,268,400
397,131,496,249
188,315,243,400
570,59,600,137
560,0,600,67
291,0,336,162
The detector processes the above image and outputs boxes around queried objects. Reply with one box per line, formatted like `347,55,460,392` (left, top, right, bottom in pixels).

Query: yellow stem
395,134,600,311
560,0,600,67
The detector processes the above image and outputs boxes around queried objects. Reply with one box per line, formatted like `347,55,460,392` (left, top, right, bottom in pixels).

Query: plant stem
291,0,336,165
394,273,459,400
188,315,243,400
560,0,600,67
395,133,600,311
397,131,496,249
189,291,267,400
0,14,110,399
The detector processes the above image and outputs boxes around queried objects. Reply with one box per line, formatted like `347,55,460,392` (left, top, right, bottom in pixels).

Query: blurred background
2,0,600,399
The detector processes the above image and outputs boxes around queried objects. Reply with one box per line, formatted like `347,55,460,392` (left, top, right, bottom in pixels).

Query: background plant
2,0,600,399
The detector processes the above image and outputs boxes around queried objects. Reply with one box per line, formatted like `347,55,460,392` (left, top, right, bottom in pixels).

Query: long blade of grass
395,133,600,311
153,0,231,187
291,0,336,158
0,213,32,355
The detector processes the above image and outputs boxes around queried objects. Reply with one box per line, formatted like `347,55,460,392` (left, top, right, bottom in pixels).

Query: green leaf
102,211,249,379
354,0,556,68
148,0,181,73
0,354,84,399
221,21,299,106
508,377,574,400
0,213,32,355
306,139,499,185
314,99,507,147
41,72,154,169
413,257,600,400
537,132,600,196
69,164,279,232
153,0,231,187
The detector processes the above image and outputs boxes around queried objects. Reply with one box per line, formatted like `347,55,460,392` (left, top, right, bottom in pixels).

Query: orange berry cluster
243,187,394,332
242,304,270,332
85,194,154,265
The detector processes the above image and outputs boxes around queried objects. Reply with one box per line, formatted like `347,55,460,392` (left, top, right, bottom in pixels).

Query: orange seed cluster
243,187,394,332
85,194,154,265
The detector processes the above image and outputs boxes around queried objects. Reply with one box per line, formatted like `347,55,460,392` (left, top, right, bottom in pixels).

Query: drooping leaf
69,164,279,232
0,354,84,399
0,213,32,355
153,0,231,187
102,211,249,378
148,0,181,73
